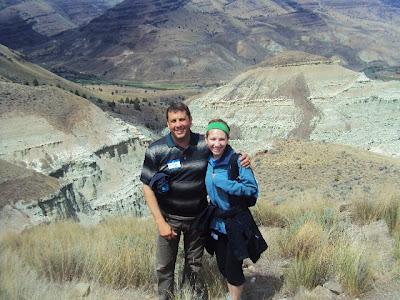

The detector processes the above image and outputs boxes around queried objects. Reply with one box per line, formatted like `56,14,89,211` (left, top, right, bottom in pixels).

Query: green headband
207,122,230,135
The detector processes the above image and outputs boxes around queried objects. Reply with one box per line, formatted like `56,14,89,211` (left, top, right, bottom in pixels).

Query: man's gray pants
156,215,205,300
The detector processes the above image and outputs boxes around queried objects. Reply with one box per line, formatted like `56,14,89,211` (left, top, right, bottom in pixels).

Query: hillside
0,44,98,98
189,51,400,159
0,0,124,48
253,139,400,205
0,52,153,234
17,0,400,83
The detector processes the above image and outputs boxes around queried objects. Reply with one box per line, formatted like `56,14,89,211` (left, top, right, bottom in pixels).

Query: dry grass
1,217,156,289
350,186,400,233
0,216,227,299
394,232,400,263
284,246,332,292
1,181,400,298
334,242,373,297
253,194,338,228
254,191,381,296
170,258,225,300
0,248,154,300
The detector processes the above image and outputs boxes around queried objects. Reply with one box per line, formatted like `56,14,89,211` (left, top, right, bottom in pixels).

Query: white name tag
167,159,181,170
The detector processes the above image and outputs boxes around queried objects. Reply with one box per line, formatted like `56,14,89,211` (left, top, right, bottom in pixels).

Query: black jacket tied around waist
191,204,268,263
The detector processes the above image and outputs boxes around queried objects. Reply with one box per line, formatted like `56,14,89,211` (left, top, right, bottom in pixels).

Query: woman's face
205,129,229,159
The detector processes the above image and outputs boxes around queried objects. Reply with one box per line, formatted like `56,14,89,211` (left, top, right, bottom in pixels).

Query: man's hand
238,152,251,168
157,220,177,240
143,184,177,239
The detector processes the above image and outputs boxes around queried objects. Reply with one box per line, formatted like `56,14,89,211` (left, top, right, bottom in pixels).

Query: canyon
0,46,151,234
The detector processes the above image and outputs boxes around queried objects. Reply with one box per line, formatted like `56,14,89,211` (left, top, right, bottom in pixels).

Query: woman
204,119,265,300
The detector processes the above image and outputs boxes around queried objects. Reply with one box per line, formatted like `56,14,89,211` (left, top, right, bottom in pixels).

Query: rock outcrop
0,81,150,233
189,52,400,158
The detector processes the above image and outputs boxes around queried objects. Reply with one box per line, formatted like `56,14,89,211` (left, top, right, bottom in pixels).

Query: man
140,102,249,300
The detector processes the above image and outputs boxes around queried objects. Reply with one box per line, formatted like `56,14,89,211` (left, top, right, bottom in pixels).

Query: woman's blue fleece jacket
205,145,258,234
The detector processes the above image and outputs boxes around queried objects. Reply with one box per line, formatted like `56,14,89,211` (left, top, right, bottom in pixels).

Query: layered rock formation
0,79,150,233
22,0,400,82
189,52,400,158
0,0,123,48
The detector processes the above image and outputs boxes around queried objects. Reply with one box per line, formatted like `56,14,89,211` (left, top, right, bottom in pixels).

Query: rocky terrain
189,52,400,159
9,0,400,83
0,0,124,48
0,49,153,235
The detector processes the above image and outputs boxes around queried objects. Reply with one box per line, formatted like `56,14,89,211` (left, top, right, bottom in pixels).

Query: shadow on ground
243,274,283,300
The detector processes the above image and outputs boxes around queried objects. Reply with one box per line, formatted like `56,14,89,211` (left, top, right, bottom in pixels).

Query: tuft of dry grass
253,194,338,229
350,187,400,233
334,242,374,297
278,221,326,259
284,246,332,292
1,217,157,289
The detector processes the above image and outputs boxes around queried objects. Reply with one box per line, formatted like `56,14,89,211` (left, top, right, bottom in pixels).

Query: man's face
167,110,192,141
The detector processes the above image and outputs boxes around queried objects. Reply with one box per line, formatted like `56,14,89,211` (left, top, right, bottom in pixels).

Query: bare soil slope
0,159,59,209
253,140,400,205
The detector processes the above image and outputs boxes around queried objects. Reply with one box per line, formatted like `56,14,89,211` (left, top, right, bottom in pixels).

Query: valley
0,1,399,299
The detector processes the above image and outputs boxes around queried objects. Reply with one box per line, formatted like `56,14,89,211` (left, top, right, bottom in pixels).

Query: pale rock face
190,60,400,158
0,82,150,226
310,77,400,158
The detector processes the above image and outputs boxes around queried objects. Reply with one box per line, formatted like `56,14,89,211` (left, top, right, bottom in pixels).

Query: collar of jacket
208,144,234,167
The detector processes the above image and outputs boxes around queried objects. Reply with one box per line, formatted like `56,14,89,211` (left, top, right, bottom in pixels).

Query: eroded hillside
0,49,154,234
16,0,400,83
0,0,124,48
189,52,400,158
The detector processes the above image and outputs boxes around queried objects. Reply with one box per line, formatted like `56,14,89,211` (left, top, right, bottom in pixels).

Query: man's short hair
166,102,192,121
